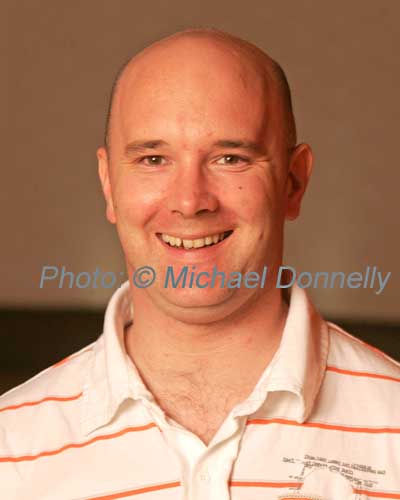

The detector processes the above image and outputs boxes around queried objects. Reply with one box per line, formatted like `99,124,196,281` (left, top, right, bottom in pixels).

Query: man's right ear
97,147,116,224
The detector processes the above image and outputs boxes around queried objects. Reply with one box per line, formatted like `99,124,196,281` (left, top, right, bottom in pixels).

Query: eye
216,155,249,166
137,155,167,166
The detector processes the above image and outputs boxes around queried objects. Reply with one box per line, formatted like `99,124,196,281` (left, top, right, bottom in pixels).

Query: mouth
156,230,234,250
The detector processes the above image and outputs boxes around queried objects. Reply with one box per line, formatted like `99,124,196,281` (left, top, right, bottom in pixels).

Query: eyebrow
123,139,266,156
212,140,265,154
124,140,169,155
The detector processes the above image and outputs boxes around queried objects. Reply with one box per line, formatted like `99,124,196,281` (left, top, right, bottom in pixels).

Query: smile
157,231,234,249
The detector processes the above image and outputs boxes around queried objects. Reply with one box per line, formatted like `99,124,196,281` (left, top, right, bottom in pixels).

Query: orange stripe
0,423,158,463
85,481,181,499
52,346,94,368
52,355,74,368
230,480,302,488
0,392,82,413
82,481,400,499
247,417,400,434
230,481,400,499
354,488,400,499
327,365,400,383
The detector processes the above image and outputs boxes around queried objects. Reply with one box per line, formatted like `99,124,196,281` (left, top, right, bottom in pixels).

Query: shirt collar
81,280,329,435
81,281,148,435
231,283,329,423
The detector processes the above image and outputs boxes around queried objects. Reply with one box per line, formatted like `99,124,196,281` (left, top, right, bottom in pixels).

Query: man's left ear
97,146,117,224
284,143,313,221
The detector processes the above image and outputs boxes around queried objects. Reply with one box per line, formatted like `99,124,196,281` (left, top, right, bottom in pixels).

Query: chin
156,287,248,324
162,303,235,325
166,285,233,304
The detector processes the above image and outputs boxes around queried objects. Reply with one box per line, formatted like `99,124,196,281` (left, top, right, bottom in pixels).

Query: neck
124,286,289,388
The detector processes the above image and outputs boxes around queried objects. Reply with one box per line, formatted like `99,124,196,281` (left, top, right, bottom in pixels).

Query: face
98,38,312,323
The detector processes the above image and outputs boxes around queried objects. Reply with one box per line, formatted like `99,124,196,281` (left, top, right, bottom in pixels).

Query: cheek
225,177,279,221
113,176,165,225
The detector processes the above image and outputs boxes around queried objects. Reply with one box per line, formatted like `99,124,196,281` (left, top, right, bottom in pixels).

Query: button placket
199,467,211,483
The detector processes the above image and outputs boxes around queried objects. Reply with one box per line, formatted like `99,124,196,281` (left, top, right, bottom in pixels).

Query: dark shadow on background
1,309,399,395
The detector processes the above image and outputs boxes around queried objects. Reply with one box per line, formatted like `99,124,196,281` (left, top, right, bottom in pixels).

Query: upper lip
156,230,233,239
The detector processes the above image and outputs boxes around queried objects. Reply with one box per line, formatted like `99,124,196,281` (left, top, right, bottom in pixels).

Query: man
1,28,399,500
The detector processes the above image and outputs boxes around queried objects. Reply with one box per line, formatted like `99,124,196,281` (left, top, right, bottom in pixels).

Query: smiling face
98,33,312,323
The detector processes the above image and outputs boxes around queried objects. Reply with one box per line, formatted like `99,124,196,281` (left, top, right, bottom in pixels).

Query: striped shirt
1,281,399,500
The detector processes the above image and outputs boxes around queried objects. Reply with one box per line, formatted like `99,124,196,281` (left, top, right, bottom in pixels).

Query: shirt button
199,470,210,482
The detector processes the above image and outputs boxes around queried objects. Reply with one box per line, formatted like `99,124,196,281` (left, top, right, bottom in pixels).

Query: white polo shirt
1,281,399,500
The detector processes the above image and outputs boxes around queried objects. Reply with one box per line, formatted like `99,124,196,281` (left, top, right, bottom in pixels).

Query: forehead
113,38,276,148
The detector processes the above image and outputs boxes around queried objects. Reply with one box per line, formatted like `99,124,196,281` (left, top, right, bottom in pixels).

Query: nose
166,161,219,218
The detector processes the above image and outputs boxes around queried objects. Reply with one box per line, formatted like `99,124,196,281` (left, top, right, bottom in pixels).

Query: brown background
1,0,399,392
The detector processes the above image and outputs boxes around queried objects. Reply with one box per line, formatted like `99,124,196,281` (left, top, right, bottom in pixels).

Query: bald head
104,28,297,154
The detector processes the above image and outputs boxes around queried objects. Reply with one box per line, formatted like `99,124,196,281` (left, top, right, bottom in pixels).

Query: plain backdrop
2,0,399,321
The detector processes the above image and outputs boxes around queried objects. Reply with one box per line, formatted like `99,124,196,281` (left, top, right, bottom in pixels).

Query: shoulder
0,340,97,448
327,321,400,378
0,341,96,405
322,322,400,416
306,322,400,431
0,340,99,496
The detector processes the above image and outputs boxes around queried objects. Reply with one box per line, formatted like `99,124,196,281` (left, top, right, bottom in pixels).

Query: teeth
193,239,204,248
183,239,193,249
161,231,231,249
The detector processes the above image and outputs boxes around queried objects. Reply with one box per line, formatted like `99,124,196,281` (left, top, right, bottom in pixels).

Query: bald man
1,28,400,500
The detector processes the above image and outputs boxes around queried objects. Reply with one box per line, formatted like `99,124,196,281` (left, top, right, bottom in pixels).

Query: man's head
98,28,312,323
104,29,297,155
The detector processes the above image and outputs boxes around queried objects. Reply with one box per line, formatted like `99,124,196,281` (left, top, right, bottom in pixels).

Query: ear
97,146,116,224
284,143,313,221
